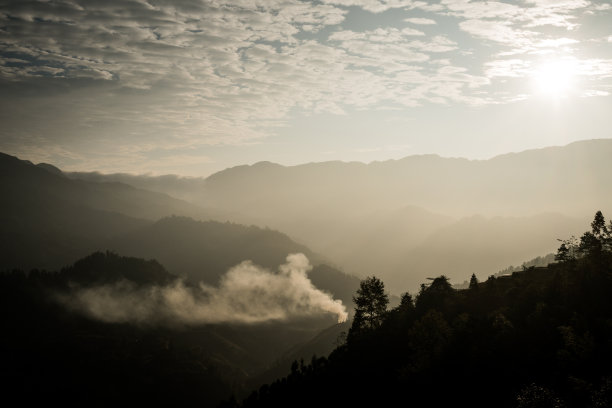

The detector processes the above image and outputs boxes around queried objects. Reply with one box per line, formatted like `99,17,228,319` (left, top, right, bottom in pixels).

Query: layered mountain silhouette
4,141,612,406
66,139,612,291
0,152,210,270
0,149,359,315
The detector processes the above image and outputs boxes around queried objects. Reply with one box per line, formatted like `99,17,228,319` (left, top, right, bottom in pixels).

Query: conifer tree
469,273,479,290
349,276,389,335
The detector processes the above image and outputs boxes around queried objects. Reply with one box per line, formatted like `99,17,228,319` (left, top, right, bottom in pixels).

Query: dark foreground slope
238,213,612,408
0,252,354,407
0,253,233,407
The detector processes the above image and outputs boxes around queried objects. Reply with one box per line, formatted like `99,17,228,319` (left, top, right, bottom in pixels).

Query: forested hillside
0,251,353,407
237,212,612,408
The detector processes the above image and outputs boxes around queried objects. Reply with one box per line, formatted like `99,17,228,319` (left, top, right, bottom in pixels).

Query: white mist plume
61,253,348,325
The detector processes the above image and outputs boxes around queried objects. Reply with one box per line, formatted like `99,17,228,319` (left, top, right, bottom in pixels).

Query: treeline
234,211,612,408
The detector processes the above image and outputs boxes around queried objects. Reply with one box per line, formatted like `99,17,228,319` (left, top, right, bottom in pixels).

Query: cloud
321,0,420,13
58,254,349,326
485,59,532,78
1,0,611,172
581,89,609,97
574,58,612,77
404,17,437,25
458,20,537,46
535,38,579,48
0,0,478,172
0,1,348,131
523,0,590,29
440,0,589,30
441,0,523,20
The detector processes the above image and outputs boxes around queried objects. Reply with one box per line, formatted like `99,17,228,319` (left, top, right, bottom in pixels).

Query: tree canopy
349,276,388,338
556,210,612,260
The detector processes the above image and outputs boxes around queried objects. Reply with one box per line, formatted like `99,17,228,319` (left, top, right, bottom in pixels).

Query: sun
532,59,577,98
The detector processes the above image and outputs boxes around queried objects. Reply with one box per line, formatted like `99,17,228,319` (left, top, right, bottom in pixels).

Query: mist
66,140,612,292
59,253,348,325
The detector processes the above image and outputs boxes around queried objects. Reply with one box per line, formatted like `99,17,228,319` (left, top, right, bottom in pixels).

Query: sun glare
532,59,577,98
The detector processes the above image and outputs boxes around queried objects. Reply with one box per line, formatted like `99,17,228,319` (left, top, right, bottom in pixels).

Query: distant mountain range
69,139,612,217
0,150,358,305
65,139,612,291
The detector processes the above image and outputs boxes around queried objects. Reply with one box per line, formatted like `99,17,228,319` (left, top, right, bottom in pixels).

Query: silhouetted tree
576,212,609,258
416,275,456,313
399,292,414,312
591,211,607,239
349,276,388,335
469,273,479,290
555,242,571,262
579,231,602,257
556,236,579,262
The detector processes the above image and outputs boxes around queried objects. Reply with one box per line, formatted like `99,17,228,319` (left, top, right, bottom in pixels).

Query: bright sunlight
532,58,577,98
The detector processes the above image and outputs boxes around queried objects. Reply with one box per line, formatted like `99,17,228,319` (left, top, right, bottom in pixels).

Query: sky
0,0,611,176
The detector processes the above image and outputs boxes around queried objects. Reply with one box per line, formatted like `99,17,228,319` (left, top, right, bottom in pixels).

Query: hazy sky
1,0,611,176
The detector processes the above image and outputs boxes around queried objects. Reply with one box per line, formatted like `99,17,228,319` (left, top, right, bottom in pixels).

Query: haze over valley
65,139,612,291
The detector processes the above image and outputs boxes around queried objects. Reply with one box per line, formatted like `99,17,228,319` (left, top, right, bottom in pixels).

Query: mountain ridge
6,139,611,291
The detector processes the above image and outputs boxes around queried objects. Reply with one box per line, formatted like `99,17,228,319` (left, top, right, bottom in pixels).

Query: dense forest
234,211,612,408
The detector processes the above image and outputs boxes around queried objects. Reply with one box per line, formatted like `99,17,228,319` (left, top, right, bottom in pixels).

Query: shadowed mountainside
0,152,360,310
107,216,315,284
0,152,212,270
106,216,361,308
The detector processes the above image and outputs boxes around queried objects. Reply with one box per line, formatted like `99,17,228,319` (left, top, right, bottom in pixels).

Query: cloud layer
59,253,348,326
0,0,611,172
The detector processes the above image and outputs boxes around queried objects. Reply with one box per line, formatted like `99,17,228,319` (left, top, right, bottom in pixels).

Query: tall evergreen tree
469,273,479,290
349,276,389,335
591,210,607,239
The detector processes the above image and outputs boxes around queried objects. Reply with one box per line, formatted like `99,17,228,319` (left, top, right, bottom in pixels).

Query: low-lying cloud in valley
60,253,348,325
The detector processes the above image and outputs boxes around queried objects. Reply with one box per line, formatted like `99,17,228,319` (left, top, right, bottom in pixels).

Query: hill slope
238,214,612,408
107,216,360,309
